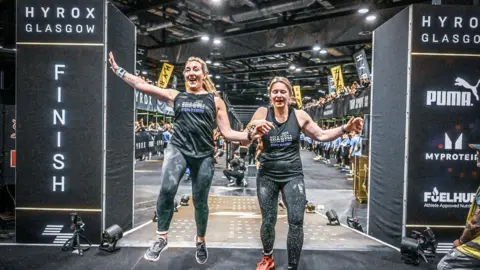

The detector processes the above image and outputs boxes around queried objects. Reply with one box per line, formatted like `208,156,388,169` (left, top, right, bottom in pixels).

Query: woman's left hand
344,117,363,133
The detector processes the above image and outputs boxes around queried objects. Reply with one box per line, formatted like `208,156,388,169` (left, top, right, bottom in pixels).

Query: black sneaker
195,237,208,264
144,238,168,262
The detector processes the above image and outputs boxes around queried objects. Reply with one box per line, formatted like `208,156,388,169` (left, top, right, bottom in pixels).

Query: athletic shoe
144,238,168,262
257,255,275,270
195,236,208,264
227,180,235,187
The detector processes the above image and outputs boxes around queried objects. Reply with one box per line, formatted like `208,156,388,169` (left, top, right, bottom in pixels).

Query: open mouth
187,77,198,87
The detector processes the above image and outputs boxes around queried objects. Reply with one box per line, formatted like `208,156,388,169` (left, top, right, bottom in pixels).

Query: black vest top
170,92,216,158
258,106,303,181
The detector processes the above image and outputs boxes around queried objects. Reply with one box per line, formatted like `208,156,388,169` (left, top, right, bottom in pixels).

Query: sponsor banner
304,87,370,120
353,49,371,81
293,85,303,109
327,76,336,94
412,4,480,54
135,90,174,115
406,55,480,239
157,63,174,88
330,65,345,95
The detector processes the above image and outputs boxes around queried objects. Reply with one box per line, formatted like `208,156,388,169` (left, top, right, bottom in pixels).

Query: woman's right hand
108,51,119,72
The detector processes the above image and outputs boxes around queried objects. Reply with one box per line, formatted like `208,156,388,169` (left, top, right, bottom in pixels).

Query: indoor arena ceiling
109,0,433,123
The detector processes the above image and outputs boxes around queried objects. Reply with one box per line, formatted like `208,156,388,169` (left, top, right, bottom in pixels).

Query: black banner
16,0,104,44
305,87,370,120
327,76,336,94
353,49,371,81
134,131,163,159
406,5,480,243
134,90,174,115
412,5,480,54
16,0,105,243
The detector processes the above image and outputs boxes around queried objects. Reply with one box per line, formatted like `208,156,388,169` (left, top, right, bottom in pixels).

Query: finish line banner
405,4,480,243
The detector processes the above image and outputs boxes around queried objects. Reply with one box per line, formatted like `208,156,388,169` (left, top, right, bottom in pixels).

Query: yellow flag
330,65,345,95
293,85,303,109
157,63,174,88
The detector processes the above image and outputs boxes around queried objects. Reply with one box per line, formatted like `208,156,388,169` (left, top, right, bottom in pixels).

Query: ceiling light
213,62,220,66
215,75,220,79
295,68,302,72
359,31,372,36
289,65,296,70
319,49,327,54
366,15,377,21
313,45,321,51
212,0,221,3
216,84,220,87
358,8,369,14
209,74,213,77
206,59,212,64
201,35,210,41
142,71,147,75
213,38,221,45
274,42,286,48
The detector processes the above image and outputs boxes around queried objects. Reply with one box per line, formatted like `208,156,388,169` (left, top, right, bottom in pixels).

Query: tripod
61,228,92,256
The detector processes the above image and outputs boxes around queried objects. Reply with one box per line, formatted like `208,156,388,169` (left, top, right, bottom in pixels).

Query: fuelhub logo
424,187,474,209
425,133,478,161
426,77,479,107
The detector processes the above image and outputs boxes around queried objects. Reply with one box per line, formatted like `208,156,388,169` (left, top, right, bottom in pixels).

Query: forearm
223,129,250,144
314,126,344,142
115,68,175,102
459,220,480,244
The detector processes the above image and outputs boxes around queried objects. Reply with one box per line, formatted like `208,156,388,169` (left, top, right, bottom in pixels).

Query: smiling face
184,60,206,92
269,81,292,109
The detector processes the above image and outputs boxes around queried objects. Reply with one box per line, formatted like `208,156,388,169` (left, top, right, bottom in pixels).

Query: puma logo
454,77,480,101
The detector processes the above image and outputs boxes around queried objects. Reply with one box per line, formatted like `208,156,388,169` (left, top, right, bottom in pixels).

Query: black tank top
258,106,303,181
170,92,216,158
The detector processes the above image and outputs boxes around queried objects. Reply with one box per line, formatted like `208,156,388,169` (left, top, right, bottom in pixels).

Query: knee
288,214,304,228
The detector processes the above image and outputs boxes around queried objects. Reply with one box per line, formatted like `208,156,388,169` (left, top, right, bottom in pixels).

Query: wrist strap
341,125,347,134
247,132,252,141
115,67,127,78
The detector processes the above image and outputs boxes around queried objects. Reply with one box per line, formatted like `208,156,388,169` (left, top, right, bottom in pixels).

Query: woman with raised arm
251,77,363,270
108,52,273,264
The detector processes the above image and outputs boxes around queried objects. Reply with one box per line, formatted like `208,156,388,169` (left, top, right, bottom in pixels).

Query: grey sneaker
144,238,168,262
195,236,208,264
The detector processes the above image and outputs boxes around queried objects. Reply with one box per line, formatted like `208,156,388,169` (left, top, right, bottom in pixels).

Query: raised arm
109,52,179,105
215,98,272,143
297,110,363,142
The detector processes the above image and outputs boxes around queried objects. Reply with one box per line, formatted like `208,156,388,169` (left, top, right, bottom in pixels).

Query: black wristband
341,125,347,134
247,132,252,141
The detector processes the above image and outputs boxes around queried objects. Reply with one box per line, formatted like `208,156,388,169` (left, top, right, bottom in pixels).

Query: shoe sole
144,243,169,262
194,235,208,264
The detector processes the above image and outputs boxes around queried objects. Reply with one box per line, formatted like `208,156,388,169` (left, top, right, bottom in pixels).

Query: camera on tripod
401,227,437,266
70,213,85,232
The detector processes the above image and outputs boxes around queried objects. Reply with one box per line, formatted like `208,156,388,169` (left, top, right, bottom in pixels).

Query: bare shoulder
214,96,226,109
251,106,268,120
294,109,310,127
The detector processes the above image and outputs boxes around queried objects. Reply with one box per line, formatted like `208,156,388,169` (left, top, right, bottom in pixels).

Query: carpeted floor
0,245,441,270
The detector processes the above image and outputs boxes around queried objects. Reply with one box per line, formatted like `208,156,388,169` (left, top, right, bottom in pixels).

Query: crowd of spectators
303,78,371,109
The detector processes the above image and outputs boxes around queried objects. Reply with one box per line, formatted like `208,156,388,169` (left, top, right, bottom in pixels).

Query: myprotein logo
425,132,477,161
424,187,475,209
426,77,479,107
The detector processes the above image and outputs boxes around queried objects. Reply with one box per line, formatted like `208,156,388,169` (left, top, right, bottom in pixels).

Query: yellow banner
330,65,345,95
157,63,174,88
293,85,302,109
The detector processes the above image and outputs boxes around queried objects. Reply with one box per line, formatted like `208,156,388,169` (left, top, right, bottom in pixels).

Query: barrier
135,130,164,160
353,155,368,204
304,87,370,120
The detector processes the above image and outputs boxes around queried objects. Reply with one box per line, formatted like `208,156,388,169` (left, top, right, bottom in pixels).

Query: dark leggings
156,144,214,237
257,175,306,268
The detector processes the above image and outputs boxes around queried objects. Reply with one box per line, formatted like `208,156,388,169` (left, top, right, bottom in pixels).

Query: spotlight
313,45,321,51
180,195,190,206
206,59,212,64
274,42,286,48
366,15,377,21
358,8,369,14
213,62,220,66
215,75,220,79
289,65,296,70
99,224,123,252
325,209,340,225
213,38,222,45
201,35,210,41
319,49,327,54
295,68,302,72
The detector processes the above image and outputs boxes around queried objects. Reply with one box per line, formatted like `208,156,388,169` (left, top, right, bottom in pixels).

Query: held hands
250,120,274,139
453,239,461,248
344,117,363,133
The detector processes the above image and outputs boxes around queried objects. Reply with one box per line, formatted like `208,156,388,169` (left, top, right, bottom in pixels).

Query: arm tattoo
460,209,480,244
124,74,142,87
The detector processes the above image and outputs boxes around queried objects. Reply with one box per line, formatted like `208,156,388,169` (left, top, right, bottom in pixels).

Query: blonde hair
267,76,293,96
184,57,217,93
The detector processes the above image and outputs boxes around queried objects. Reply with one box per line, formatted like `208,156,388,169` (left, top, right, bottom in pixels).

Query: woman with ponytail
108,52,273,264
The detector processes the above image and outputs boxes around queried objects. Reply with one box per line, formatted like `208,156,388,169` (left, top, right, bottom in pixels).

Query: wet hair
184,57,216,93
267,76,293,96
